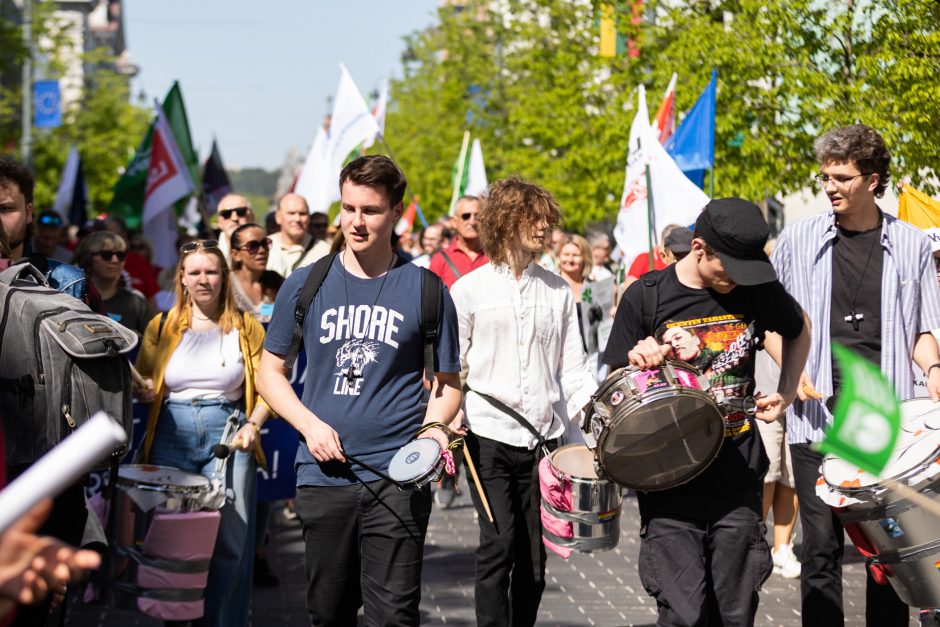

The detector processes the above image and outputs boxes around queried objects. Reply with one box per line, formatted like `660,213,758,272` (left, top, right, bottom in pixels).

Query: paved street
67,475,915,626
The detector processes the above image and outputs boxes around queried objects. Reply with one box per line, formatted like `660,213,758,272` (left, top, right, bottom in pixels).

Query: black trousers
293,479,432,627
790,443,909,627
465,432,545,627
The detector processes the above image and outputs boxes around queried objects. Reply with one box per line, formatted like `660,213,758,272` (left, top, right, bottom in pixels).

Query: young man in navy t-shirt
258,155,462,626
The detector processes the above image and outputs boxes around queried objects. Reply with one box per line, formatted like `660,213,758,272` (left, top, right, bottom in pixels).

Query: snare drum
107,465,222,621
540,444,622,554
817,399,940,608
387,439,445,489
584,362,725,491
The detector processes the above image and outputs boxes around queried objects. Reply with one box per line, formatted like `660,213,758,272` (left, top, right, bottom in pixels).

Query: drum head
118,464,209,489
598,392,724,491
387,439,442,483
552,444,599,480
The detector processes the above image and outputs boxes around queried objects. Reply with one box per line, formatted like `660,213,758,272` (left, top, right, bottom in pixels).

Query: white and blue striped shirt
772,210,940,444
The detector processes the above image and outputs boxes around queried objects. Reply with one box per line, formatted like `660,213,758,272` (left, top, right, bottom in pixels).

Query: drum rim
550,443,612,486
595,389,725,491
822,445,940,493
116,464,210,492
388,439,444,482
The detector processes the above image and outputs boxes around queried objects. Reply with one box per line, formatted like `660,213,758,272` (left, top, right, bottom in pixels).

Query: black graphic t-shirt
602,265,804,492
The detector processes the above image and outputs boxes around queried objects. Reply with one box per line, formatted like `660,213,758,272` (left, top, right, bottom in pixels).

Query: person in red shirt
623,223,687,287
428,195,488,289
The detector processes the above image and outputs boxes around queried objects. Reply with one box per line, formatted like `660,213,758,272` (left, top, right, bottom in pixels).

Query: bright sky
125,0,439,171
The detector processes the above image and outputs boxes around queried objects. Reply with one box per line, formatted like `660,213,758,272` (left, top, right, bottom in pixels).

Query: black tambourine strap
470,389,551,456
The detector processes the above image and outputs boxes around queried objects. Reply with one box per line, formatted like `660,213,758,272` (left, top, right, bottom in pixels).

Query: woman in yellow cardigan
134,239,268,627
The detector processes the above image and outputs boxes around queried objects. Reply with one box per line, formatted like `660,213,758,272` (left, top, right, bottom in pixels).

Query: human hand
0,500,101,606
627,336,672,369
133,377,155,403
232,423,259,452
448,410,468,436
417,424,451,453
797,372,821,402
927,367,940,402
303,417,345,463
754,392,787,423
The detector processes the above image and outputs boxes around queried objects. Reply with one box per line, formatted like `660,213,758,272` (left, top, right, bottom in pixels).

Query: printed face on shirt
340,181,402,256
276,193,310,244
819,160,879,217
0,182,32,254
663,325,702,361
181,252,223,311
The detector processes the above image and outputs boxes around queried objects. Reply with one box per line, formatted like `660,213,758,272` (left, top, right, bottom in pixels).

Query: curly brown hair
478,177,562,265
814,124,891,198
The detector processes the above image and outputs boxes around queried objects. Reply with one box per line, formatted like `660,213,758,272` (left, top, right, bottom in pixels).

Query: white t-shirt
164,327,245,401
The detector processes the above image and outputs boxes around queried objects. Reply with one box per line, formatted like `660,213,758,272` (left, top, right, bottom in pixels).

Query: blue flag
34,80,62,129
665,69,716,189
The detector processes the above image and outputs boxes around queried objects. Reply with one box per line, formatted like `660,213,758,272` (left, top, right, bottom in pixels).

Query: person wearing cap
659,225,693,264
771,124,940,627
603,197,810,626
31,210,71,263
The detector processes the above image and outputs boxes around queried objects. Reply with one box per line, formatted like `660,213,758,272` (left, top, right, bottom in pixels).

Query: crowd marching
0,122,939,627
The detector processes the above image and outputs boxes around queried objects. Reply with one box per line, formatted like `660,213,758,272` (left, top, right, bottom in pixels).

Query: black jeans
465,432,545,627
636,479,771,627
293,479,432,627
790,443,909,627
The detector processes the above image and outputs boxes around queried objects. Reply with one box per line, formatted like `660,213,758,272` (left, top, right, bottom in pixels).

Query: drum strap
639,271,660,337
470,389,553,457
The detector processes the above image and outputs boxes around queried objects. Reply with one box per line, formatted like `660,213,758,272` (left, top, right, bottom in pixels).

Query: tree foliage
385,0,940,230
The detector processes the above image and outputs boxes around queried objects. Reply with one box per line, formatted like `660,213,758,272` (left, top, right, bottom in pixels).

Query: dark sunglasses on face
180,239,219,254
38,214,63,227
237,238,272,254
460,213,476,221
94,250,127,262
218,207,250,219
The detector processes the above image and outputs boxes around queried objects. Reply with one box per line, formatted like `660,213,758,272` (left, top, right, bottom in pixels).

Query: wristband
929,363,940,375
248,422,261,434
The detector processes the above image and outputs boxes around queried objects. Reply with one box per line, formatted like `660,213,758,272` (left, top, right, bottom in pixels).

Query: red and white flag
143,101,195,269
652,73,677,145
395,196,419,236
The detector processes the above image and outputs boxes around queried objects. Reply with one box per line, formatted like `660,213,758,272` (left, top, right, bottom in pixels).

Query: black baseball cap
664,226,693,253
694,198,776,286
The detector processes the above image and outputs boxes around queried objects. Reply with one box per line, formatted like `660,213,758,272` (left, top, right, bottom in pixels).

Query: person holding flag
603,198,811,627
771,124,940,627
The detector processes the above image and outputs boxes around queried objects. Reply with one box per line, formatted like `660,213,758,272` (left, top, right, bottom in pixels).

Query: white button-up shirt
450,261,598,448
265,232,330,278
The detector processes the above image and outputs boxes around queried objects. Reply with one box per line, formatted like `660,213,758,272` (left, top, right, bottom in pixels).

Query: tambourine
386,438,445,490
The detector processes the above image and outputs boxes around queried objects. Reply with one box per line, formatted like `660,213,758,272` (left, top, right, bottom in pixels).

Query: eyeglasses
94,250,127,262
180,239,219,254
236,238,272,254
815,172,871,188
37,214,63,227
218,207,250,220
459,212,476,221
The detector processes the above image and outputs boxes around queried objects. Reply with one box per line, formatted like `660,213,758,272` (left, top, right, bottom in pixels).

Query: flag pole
449,130,471,217
640,137,656,271
709,167,715,198
376,134,429,229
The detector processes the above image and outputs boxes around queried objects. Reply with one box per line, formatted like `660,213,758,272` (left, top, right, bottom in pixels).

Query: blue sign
34,80,62,128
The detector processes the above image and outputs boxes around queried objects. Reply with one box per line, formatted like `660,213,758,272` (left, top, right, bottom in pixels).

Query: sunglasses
38,214,63,227
180,239,219,254
94,250,127,262
218,207,250,219
459,212,476,221
236,238,272,254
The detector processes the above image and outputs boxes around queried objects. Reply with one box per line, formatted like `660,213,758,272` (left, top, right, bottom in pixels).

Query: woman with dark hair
229,223,283,323
133,240,269,627
72,231,152,335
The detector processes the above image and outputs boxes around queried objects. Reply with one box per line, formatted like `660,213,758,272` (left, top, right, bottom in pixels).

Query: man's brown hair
339,155,408,207
478,177,562,265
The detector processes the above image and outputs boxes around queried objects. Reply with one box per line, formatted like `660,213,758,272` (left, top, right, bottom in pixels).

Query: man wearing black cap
603,197,810,626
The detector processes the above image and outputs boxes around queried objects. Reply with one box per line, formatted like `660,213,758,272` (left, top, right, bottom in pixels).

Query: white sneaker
772,544,802,579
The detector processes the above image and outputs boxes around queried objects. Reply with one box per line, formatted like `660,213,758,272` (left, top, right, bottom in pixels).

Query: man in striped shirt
771,124,940,626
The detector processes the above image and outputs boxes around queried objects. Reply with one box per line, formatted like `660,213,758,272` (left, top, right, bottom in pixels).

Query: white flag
294,124,333,213
613,86,709,263
465,138,488,197
362,77,389,149
143,101,195,269
309,64,382,214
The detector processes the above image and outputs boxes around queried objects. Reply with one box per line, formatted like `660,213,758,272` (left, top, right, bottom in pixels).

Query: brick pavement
66,476,915,626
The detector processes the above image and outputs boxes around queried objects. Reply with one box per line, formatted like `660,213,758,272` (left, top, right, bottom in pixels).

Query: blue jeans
149,399,257,627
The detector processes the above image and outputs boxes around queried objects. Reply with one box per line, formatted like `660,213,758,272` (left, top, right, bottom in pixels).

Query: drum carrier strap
470,389,553,457
282,252,443,381
639,270,660,338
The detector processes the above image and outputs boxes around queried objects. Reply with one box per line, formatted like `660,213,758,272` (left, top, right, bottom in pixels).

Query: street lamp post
21,0,32,169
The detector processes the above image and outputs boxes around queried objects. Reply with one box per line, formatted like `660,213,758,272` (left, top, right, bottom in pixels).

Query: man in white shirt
266,193,330,278
215,194,253,264
450,177,597,627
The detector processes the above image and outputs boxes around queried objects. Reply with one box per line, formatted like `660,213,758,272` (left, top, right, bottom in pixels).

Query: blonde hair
171,243,242,334
556,234,593,281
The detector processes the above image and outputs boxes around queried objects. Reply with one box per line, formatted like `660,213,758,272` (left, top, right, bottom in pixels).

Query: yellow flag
599,4,617,58
898,184,940,229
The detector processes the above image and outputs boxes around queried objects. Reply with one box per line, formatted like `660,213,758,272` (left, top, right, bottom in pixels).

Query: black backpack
0,263,137,470
282,253,443,381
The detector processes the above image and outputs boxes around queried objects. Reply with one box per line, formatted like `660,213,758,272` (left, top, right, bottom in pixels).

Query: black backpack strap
420,268,442,382
283,252,338,371
292,236,320,272
433,249,463,281
640,271,660,338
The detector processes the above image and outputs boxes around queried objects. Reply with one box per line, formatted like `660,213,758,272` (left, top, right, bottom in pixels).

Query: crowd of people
0,121,937,627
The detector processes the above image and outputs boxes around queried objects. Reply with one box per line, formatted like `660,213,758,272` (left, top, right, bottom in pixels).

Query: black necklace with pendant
340,250,397,384
834,218,881,332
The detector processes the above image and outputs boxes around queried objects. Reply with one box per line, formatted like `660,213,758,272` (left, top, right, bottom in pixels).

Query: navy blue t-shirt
264,255,460,486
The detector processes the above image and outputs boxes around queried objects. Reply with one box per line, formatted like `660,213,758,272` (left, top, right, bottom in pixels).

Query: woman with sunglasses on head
229,223,284,323
72,231,153,336
133,239,269,627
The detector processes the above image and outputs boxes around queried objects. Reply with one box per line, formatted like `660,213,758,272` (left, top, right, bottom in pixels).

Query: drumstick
463,448,494,524
128,361,146,387
801,381,823,400
881,477,940,520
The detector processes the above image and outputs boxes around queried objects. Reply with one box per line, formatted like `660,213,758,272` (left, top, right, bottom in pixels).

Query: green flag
109,82,199,228
818,343,901,475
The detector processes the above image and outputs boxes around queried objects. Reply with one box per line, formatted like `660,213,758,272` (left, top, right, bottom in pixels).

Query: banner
665,69,716,188
898,183,940,229
202,139,232,215
53,145,87,227
34,80,62,128
652,73,677,145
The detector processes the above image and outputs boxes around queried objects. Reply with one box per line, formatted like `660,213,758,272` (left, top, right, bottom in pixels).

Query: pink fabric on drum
143,510,220,561
538,456,574,559
137,598,205,621
136,565,208,591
